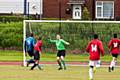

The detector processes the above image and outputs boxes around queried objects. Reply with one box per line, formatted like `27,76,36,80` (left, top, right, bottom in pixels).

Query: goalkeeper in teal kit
48,34,70,70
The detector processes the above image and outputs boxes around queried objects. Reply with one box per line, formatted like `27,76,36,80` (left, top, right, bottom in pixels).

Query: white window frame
96,1,114,19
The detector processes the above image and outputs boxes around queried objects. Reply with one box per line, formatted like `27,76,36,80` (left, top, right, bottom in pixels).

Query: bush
0,16,24,22
0,22,23,50
0,15,34,22
82,7,90,20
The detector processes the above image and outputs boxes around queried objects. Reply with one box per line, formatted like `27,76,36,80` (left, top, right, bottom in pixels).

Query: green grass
0,50,120,63
0,65,120,80
0,50,22,61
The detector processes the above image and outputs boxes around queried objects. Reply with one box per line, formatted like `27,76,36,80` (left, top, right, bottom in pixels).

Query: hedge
0,22,23,50
1,21,120,54
0,15,34,22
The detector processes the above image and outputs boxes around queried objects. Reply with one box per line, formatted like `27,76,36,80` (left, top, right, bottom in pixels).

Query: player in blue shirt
25,33,35,66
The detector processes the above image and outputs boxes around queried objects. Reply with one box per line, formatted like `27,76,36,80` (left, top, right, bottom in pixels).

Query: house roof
67,0,85,4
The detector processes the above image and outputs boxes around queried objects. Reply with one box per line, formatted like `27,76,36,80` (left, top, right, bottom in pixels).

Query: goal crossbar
24,20,120,23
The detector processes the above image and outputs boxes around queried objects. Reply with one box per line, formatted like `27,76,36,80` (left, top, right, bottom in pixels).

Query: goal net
23,20,120,66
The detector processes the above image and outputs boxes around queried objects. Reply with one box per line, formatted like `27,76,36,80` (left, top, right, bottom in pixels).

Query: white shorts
89,60,101,68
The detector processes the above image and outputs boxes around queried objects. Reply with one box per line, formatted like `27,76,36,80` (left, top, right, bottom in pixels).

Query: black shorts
57,50,66,57
112,54,118,58
34,51,40,60
28,50,34,57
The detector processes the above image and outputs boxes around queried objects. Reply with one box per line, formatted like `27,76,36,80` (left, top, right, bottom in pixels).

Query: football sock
31,64,37,70
57,60,62,68
27,61,30,67
110,60,115,68
108,67,111,72
61,60,66,69
37,64,42,70
93,67,96,73
89,67,93,80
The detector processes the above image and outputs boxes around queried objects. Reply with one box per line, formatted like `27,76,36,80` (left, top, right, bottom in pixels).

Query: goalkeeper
48,34,70,70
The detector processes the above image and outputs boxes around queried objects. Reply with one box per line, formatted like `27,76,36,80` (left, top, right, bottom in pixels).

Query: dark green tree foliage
82,7,90,20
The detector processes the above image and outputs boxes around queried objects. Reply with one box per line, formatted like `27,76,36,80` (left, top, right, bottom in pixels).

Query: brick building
43,0,120,20
0,0,119,20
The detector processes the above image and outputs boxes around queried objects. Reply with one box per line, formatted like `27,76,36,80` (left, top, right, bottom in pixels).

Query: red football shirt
108,38,120,54
34,40,42,52
86,39,104,60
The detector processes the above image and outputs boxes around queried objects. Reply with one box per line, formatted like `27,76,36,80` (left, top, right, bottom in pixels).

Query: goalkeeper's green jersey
49,39,68,50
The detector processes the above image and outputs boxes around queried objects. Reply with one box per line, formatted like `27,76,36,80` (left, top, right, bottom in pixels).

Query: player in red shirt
108,34,120,72
31,36,43,70
86,34,104,80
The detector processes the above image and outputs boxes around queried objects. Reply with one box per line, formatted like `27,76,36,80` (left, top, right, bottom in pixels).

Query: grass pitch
1,50,120,63
0,65,120,80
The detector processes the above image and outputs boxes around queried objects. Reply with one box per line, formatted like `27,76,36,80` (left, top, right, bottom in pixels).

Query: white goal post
23,20,120,66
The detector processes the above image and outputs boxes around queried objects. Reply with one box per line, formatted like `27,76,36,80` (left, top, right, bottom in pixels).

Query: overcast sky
0,0,42,14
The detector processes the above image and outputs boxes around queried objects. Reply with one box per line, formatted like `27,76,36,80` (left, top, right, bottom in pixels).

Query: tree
82,7,90,20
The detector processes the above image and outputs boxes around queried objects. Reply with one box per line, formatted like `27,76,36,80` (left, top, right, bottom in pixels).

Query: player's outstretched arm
61,39,70,45
46,37,56,43
48,39,57,43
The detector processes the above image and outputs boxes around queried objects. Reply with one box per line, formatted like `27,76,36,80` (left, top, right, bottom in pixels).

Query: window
97,7,102,17
75,11,80,16
96,1,114,19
